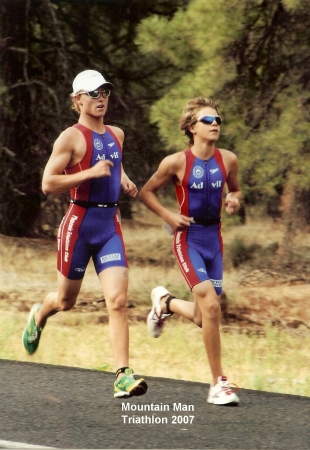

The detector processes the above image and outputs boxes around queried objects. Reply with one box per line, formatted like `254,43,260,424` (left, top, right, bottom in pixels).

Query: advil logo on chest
96,154,106,161
110,151,119,159
190,182,203,189
212,180,222,188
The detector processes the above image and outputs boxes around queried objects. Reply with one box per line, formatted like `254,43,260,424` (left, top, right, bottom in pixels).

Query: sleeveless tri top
65,123,122,204
175,148,227,221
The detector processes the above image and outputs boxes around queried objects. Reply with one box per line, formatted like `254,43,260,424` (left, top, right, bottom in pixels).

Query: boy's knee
193,316,202,328
107,294,127,312
199,298,221,321
208,300,221,320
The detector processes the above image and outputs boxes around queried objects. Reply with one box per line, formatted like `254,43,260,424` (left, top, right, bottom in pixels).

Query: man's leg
35,271,83,327
22,272,83,355
98,266,129,372
99,266,147,397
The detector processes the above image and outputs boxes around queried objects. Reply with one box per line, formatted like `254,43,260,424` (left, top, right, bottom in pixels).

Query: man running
22,70,147,399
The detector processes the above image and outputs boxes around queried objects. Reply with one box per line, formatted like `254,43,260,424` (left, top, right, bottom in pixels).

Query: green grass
2,310,310,397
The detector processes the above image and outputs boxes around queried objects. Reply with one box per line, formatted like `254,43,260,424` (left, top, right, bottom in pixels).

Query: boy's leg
158,292,201,324
155,280,222,382
192,280,223,385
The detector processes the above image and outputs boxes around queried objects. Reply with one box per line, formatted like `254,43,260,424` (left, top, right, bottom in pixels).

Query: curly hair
179,98,220,146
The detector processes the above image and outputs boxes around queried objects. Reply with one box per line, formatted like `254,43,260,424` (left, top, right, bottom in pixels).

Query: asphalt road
0,359,309,449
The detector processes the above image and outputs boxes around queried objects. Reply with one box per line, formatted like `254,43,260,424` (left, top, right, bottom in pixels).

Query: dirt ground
1,234,310,336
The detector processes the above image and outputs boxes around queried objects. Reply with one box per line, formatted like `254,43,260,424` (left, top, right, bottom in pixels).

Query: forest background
1,0,310,239
0,0,310,395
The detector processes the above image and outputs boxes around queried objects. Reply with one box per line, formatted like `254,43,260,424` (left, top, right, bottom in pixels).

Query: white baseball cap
72,70,114,95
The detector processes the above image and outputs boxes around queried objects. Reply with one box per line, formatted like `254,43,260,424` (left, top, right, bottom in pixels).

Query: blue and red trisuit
57,123,127,280
173,148,227,294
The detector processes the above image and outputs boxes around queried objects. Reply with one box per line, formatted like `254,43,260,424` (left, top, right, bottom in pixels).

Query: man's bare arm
42,128,113,195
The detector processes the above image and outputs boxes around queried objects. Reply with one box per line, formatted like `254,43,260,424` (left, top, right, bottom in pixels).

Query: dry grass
0,203,310,397
1,311,309,397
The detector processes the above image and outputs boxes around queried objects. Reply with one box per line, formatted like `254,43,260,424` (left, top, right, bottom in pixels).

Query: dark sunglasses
198,115,222,125
79,90,111,99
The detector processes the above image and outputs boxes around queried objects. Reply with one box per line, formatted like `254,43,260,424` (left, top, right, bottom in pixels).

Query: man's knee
57,296,77,311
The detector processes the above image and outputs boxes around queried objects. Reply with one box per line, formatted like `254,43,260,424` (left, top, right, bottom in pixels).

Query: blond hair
179,97,220,146
70,93,82,114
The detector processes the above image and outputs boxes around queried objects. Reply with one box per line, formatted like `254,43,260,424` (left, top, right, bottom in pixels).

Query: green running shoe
22,303,43,355
114,368,148,398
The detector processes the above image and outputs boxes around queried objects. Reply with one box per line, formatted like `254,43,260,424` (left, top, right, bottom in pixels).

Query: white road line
0,439,56,449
